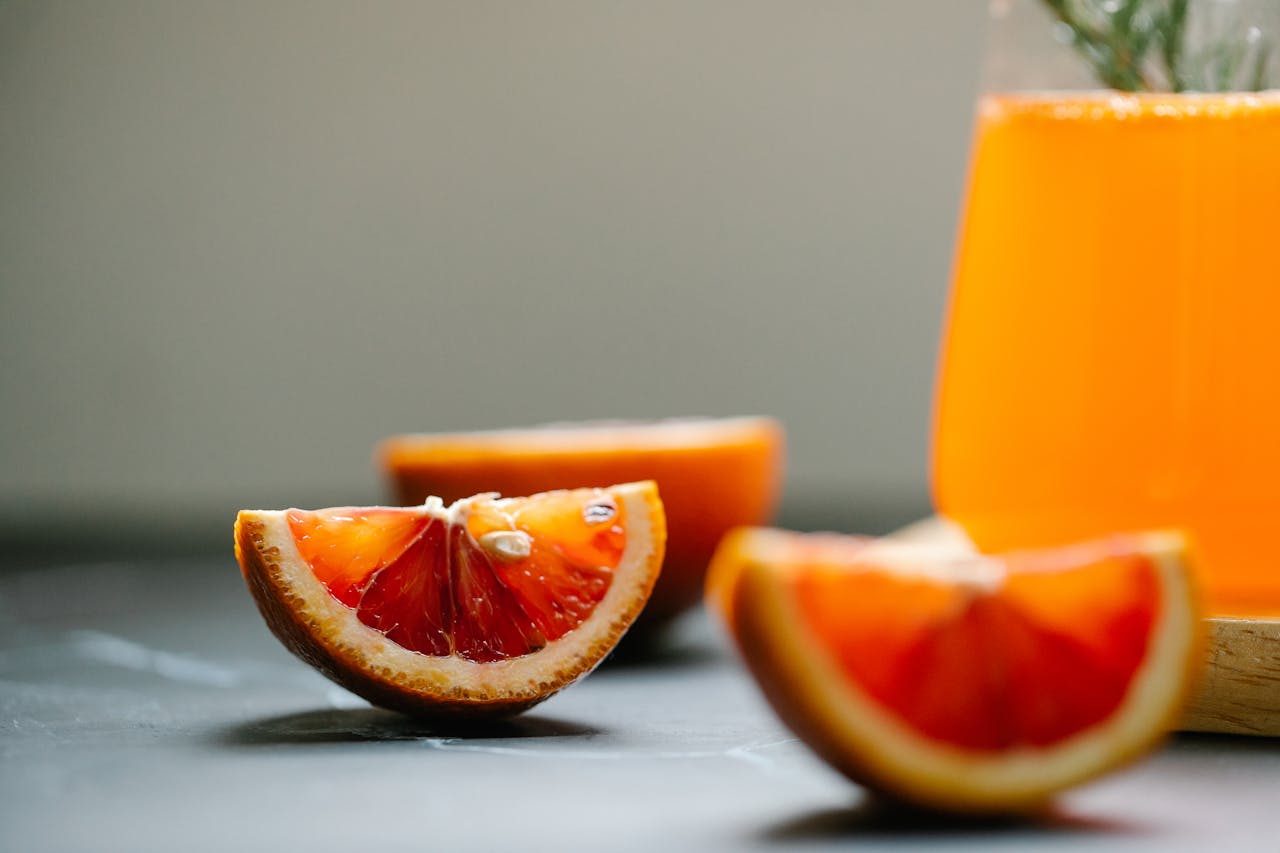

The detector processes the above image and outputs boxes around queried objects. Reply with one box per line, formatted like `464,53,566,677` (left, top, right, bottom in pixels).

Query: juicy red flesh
356,521,453,657
287,494,625,663
794,552,1160,751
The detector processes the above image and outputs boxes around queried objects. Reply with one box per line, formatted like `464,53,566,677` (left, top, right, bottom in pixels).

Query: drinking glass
932,0,1280,616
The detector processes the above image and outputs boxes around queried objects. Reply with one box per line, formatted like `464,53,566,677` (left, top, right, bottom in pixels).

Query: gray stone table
2,557,1279,852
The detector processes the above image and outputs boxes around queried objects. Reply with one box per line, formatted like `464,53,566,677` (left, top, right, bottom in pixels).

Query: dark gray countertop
2,556,1278,852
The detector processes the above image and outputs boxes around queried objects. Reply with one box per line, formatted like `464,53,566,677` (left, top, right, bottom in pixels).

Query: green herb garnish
1041,0,1274,92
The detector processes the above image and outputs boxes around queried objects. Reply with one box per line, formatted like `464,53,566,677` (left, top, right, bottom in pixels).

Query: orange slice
234,481,665,718
720,528,1203,814
379,417,783,626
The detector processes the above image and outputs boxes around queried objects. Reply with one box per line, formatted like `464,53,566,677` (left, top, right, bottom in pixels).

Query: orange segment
720,527,1203,814
472,493,625,642
356,522,454,657
287,508,429,607
234,481,666,719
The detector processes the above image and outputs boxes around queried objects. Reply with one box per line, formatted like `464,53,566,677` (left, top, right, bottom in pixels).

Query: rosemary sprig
1159,0,1189,90
1039,0,1275,92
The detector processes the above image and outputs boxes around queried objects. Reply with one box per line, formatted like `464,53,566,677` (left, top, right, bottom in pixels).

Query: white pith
748,530,1197,810
847,539,1006,593
241,481,661,699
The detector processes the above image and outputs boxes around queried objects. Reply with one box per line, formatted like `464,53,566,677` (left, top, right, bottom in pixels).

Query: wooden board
1183,617,1280,736
892,517,1280,736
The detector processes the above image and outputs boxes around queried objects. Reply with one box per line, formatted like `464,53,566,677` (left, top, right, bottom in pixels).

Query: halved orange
234,481,665,718
379,417,783,626
720,528,1203,814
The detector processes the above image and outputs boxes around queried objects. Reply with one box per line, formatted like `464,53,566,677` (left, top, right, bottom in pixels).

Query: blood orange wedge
721,528,1203,814
379,417,783,627
234,481,665,718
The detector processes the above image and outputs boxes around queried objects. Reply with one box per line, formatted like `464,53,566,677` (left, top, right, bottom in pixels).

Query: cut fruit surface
705,528,869,629
235,481,665,718
721,527,1202,814
379,417,783,627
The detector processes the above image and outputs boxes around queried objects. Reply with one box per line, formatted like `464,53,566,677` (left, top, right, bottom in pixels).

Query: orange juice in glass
932,2,1280,617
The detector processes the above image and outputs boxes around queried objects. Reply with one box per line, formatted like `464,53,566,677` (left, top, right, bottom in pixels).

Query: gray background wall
0,1,985,535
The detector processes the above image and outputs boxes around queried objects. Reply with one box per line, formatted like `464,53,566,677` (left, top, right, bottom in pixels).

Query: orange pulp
288,490,625,661
796,551,1158,750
